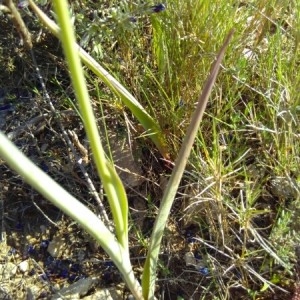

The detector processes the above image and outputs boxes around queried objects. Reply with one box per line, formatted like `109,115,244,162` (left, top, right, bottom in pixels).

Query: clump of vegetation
0,0,299,299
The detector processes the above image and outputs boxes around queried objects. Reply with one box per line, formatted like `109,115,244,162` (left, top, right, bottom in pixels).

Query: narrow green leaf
142,30,235,299
52,0,129,249
28,0,169,160
0,132,142,299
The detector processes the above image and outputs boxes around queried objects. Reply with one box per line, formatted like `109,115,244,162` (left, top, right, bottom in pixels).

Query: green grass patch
0,0,299,299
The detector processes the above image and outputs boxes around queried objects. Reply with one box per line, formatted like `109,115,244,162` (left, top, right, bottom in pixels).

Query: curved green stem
28,0,169,160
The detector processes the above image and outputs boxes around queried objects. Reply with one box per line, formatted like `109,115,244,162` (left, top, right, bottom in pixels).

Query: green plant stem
28,0,169,160
52,0,128,250
0,132,143,299
142,30,235,299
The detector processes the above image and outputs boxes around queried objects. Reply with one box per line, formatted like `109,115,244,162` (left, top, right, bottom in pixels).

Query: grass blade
28,0,169,159
142,30,235,299
0,132,142,299
52,0,128,250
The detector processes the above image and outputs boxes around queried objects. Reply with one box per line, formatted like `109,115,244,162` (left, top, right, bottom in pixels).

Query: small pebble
47,237,65,257
18,260,29,273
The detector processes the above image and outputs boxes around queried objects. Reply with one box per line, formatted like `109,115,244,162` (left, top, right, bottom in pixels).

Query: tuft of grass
174,1,300,298
1,0,299,299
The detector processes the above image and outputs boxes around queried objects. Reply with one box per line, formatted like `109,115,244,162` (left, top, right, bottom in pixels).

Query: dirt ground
0,4,299,300
0,11,200,299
